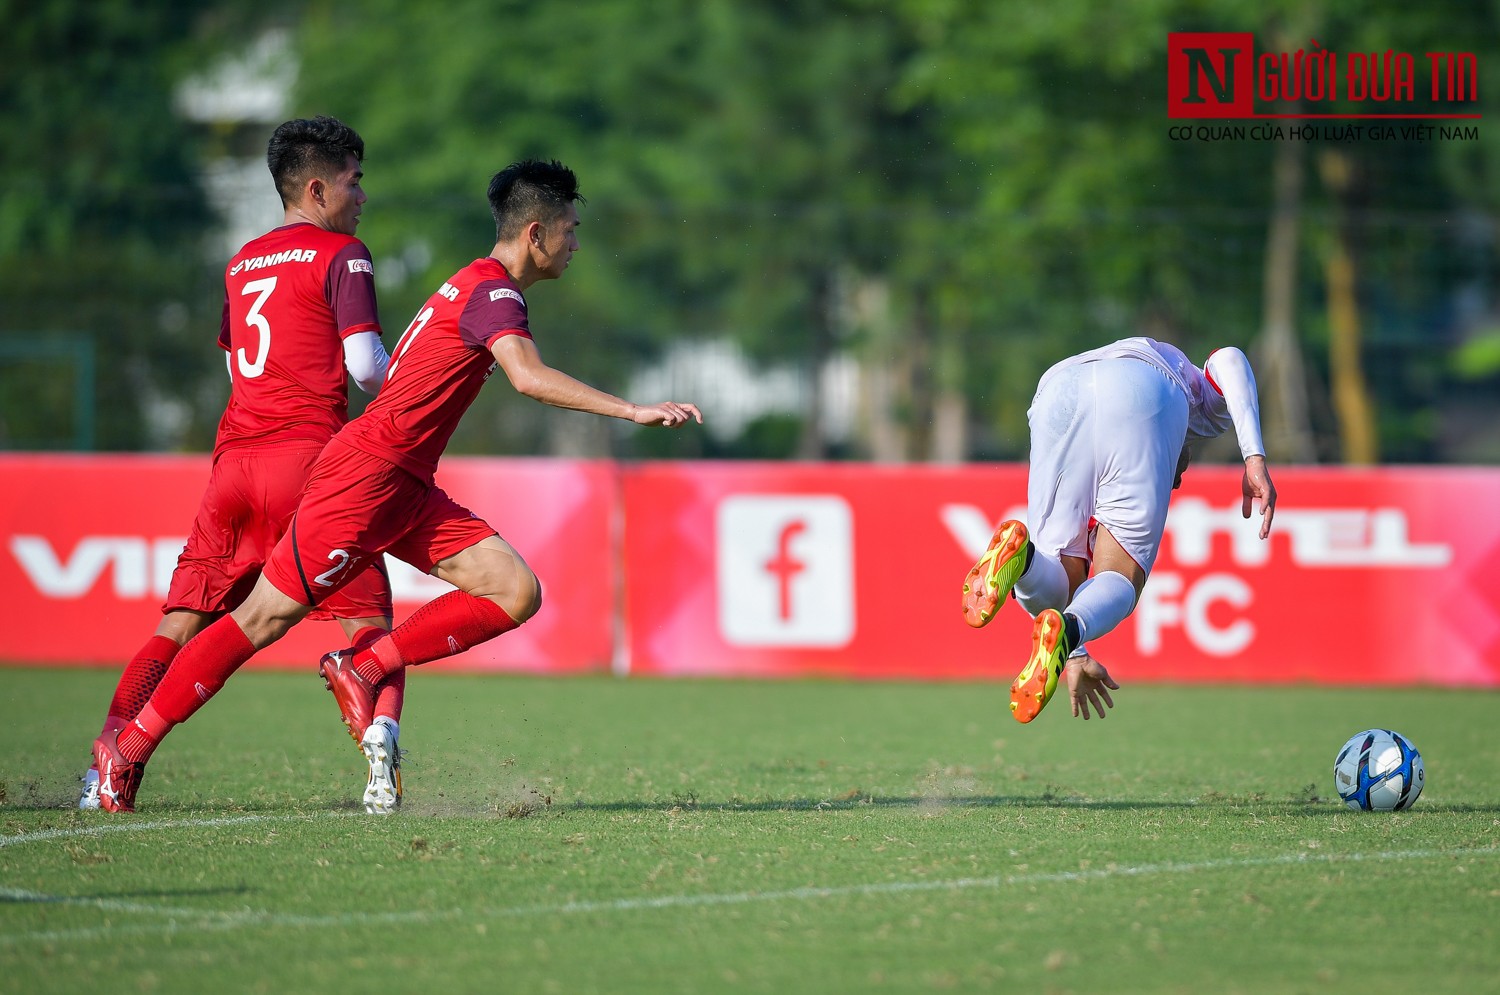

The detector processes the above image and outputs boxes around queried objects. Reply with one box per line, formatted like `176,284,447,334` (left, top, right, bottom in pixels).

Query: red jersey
337,257,530,483
214,223,381,454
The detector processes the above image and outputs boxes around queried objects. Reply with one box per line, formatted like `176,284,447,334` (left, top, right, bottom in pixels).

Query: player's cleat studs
1008,608,1069,724
961,520,1030,628
360,721,403,815
78,765,101,810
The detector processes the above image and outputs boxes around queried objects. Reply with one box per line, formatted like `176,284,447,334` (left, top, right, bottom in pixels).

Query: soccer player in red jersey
83,117,405,814
92,159,702,812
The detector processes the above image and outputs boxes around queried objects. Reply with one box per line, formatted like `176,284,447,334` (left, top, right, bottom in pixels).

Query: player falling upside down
80,116,405,814
92,158,702,813
960,336,1277,723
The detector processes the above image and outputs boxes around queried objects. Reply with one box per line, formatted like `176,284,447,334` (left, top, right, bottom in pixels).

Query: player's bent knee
456,560,540,623
500,567,541,623
230,578,315,649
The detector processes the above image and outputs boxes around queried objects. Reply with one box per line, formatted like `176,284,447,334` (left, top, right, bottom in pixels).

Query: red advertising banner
3,455,1497,685
621,462,1500,686
0,454,614,672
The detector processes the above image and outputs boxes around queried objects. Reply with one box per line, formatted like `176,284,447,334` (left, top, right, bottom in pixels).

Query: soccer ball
1333,729,1424,811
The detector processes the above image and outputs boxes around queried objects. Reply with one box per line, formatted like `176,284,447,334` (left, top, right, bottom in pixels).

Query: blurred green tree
0,1,233,449
4,0,1496,463
293,0,950,458
892,0,1500,463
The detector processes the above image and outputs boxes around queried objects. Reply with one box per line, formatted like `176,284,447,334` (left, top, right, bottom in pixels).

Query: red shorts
261,439,497,608
164,443,393,621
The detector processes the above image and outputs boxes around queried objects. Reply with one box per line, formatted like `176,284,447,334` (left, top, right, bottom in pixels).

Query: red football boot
320,648,377,744
92,729,145,813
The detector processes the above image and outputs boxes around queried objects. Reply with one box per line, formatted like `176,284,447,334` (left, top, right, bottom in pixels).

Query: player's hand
1241,454,1276,539
631,402,703,428
1065,653,1119,719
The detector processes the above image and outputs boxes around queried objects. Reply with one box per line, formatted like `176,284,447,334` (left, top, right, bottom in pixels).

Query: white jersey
1036,337,1265,459
1024,337,1267,581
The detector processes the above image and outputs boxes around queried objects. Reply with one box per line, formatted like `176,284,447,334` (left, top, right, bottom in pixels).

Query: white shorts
1025,357,1188,574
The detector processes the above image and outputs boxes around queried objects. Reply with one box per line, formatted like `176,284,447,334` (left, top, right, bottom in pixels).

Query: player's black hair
266,116,365,206
488,160,585,241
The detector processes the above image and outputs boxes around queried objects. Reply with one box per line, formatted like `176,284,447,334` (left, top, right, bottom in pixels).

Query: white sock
1014,548,1070,616
1066,570,1138,643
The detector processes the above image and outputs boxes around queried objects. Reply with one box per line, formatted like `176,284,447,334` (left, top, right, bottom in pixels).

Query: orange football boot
961,520,1030,628
1009,608,1073,723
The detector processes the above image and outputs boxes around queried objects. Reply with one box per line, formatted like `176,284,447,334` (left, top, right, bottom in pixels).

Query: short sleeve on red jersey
458,282,531,351
327,241,381,339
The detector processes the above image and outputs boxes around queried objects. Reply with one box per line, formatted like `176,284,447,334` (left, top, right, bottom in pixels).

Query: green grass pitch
2,666,1497,994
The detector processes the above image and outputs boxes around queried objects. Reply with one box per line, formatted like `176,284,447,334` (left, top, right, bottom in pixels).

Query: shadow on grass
566,794,1197,813
1272,802,1500,816
563,795,1500,816
8,790,1498,819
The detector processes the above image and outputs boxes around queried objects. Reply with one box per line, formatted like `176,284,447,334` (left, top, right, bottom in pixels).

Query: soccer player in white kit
961,337,1277,723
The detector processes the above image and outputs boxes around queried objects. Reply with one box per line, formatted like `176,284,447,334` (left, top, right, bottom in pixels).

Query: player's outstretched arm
492,335,701,427
1204,349,1275,538
1241,454,1276,539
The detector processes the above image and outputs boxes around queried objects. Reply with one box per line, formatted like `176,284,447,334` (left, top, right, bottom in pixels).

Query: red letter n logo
1168,32,1254,118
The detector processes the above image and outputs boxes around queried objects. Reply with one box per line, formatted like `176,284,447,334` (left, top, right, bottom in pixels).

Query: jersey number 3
237,277,277,378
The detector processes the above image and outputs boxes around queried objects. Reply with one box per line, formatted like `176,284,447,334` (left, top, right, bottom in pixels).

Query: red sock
114,618,256,765
348,623,404,721
118,703,171,764
374,668,406,722
349,624,386,651
102,634,180,734
354,592,518,684
148,615,258,725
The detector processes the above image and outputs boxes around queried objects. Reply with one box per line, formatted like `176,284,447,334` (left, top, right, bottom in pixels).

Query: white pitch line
486,845,1500,918
0,813,335,849
0,898,465,947
1,887,226,918
2,844,1495,948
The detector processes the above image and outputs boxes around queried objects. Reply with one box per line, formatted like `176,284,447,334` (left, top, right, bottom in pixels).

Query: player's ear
527,220,550,248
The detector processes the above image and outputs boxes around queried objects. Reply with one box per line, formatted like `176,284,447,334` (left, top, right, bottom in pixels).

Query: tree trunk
905,288,933,462
928,388,968,464
925,290,968,464
854,274,910,462
866,361,904,461
1256,135,1319,463
795,271,835,460
1319,148,1379,465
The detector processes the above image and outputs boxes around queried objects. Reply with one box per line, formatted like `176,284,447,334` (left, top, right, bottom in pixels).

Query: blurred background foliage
2,0,1497,463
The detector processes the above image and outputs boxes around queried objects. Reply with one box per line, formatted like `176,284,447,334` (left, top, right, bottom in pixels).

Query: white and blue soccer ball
1334,728,1425,811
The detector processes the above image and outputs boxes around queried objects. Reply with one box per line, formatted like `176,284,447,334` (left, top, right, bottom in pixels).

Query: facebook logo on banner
716,495,855,647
